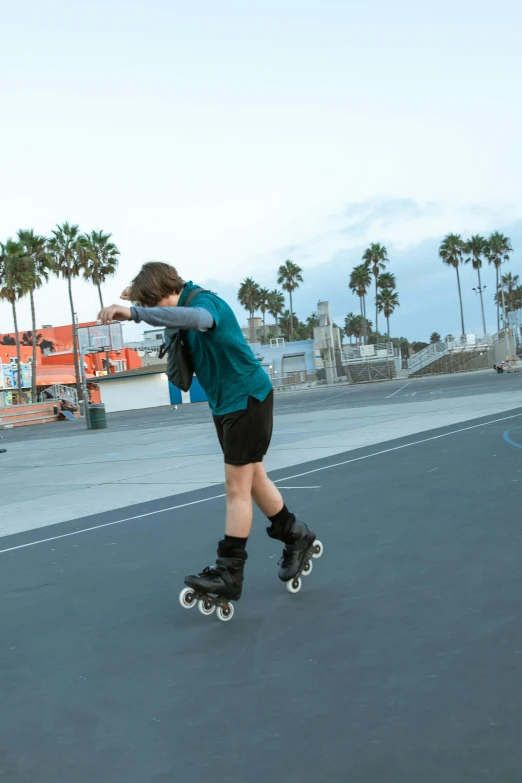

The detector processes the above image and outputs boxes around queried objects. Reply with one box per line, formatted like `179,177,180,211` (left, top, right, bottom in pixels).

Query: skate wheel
302,559,313,575
287,577,301,594
179,587,197,609
198,598,216,616
217,603,234,622
312,540,324,559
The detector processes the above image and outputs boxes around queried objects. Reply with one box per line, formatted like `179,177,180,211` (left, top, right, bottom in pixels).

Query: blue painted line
503,426,522,449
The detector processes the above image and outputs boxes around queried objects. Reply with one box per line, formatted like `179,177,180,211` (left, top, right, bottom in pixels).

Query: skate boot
267,518,324,594
179,544,247,622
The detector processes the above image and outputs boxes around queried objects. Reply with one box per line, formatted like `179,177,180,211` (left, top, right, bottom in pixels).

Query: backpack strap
183,286,209,307
157,287,210,359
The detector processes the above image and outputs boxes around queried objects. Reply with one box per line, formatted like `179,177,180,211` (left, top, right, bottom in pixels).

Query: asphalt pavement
2,409,522,782
2,369,521,444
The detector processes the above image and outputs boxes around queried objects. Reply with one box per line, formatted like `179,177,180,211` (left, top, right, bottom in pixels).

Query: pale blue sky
1,0,521,340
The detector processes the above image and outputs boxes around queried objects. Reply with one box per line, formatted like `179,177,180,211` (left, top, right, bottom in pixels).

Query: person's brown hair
129,262,185,307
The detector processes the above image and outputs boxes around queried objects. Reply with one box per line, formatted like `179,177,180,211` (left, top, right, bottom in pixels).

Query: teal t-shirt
179,281,273,416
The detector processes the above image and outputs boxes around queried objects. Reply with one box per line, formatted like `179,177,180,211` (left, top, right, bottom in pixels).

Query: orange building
0,321,142,403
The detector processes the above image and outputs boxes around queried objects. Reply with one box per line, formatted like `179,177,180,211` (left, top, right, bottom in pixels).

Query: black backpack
158,287,209,392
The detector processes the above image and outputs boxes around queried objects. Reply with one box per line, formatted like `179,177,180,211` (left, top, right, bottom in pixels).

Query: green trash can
88,403,107,430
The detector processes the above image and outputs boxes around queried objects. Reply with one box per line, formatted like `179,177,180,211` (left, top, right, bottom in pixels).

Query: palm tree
377,271,396,291
47,222,87,400
278,310,299,342
351,314,372,343
376,289,400,340
17,229,53,401
306,312,319,329
237,277,261,343
362,243,389,337
0,240,33,396
487,232,513,329
512,285,522,313
277,260,303,342
430,332,441,343
257,287,271,342
349,263,372,343
83,230,120,308
464,234,488,336
439,233,466,337
267,290,285,335
499,272,520,313
344,312,357,343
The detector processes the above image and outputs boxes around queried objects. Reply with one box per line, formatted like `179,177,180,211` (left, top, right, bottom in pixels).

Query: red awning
35,366,95,386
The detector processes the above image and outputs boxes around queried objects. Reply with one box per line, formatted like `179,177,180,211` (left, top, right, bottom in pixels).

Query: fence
39,384,79,405
342,342,395,363
407,331,516,377
407,341,447,374
410,350,491,377
270,370,319,390
342,360,398,384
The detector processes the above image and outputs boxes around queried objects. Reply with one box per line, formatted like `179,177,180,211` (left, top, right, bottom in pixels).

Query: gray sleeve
130,306,214,331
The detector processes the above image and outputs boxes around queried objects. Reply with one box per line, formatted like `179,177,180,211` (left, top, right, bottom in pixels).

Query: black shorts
213,391,274,466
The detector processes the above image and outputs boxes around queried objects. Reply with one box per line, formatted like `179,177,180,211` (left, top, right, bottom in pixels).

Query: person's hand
121,286,132,301
98,305,132,324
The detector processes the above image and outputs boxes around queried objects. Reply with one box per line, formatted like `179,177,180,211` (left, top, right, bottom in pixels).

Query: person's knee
251,463,269,494
251,472,266,496
225,464,254,500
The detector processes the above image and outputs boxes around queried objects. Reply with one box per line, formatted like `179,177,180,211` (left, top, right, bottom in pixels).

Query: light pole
472,285,487,337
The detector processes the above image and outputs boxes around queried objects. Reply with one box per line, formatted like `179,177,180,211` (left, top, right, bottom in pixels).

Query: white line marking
386,382,411,399
270,411,522,483
292,389,356,408
1,410,520,556
274,486,321,490
0,494,226,555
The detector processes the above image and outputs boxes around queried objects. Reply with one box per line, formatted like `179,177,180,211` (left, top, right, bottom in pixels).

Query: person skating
98,262,322,620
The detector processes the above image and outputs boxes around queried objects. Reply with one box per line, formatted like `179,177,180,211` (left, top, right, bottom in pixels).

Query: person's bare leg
251,462,285,517
224,462,257,537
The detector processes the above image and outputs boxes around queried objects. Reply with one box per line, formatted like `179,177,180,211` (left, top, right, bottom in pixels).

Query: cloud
2,197,519,345
215,198,521,341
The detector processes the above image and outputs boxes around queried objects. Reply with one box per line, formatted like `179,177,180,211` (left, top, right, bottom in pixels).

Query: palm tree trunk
289,290,293,342
97,282,104,309
455,266,466,337
500,283,507,330
375,276,379,337
12,301,22,398
387,315,390,340
68,276,83,401
30,290,38,401
362,296,367,344
263,311,266,343
496,266,500,331
477,267,487,337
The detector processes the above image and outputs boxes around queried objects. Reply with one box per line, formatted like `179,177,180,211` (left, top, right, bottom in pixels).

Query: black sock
223,534,248,549
267,504,295,537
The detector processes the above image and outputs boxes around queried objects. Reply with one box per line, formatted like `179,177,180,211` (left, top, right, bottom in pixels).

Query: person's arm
130,306,214,332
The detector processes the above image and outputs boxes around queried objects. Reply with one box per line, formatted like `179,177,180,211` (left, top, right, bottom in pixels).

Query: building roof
35,365,95,385
96,364,168,382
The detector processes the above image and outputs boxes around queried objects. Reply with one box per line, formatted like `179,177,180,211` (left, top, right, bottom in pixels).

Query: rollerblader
99,262,322,621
